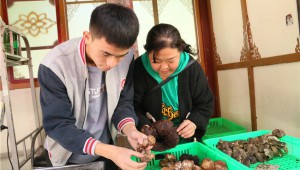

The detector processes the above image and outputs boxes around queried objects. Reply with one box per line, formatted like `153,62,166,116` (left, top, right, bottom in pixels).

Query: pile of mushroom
141,120,179,151
216,129,288,167
137,135,156,162
159,154,228,170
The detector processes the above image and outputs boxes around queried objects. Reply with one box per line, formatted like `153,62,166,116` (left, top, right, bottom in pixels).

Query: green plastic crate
203,117,247,140
203,130,300,170
132,142,245,170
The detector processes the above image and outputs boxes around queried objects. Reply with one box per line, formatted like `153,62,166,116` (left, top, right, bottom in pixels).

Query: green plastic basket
132,142,245,170
203,130,300,170
203,117,247,140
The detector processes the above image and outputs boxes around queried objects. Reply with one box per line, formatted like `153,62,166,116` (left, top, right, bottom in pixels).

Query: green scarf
141,52,189,124
142,52,190,144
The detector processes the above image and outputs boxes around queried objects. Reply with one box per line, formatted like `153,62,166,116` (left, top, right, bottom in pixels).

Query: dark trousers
91,156,119,170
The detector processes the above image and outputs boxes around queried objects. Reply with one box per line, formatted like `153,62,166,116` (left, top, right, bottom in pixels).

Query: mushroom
272,129,286,138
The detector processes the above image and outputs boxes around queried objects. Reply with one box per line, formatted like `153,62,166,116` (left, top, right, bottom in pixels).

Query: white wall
255,62,300,137
210,0,244,64
218,69,252,131
211,0,300,138
0,88,41,157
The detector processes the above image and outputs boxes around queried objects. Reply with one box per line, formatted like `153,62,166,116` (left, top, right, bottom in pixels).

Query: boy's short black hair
89,3,139,49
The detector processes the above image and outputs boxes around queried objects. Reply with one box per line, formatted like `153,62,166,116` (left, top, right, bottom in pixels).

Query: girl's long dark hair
144,23,197,62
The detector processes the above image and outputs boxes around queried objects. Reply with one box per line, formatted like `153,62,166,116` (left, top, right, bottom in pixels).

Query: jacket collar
78,38,86,65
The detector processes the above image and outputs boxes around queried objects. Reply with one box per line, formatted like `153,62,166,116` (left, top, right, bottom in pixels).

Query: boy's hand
111,146,147,170
94,142,147,170
122,123,151,151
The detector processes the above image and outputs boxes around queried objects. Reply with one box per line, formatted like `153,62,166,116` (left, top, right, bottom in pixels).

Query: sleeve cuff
83,137,99,155
117,118,135,132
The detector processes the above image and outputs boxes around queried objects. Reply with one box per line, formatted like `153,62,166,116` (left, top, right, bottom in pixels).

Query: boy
38,3,148,170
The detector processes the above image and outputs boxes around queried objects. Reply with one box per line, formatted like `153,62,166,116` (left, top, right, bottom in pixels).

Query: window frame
0,0,66,89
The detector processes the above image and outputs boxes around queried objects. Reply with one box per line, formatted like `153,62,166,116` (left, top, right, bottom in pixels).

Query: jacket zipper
82,74,88,129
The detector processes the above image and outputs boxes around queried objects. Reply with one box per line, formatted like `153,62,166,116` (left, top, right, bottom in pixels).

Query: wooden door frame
194,0,220,118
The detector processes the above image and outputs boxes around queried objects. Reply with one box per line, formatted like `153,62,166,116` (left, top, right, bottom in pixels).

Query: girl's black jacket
134,56,214,141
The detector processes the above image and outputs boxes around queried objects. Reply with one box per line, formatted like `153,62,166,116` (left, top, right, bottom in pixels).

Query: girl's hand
176,120,196,138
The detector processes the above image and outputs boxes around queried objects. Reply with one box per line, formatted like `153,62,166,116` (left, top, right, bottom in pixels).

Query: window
1,0,200,88
66,0,106,39
66,0,199,58
133,0,199,58
4,0,58,84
